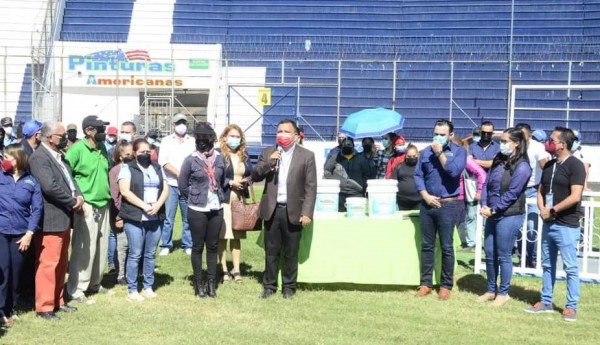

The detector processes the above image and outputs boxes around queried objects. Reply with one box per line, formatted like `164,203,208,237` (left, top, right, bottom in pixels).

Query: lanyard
548,163,557,194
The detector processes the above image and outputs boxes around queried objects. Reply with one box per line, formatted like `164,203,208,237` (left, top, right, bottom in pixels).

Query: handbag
231,184,262,231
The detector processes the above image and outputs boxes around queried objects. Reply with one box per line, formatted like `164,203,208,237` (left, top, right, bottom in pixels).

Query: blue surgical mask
226,136,241,149
472,135,481,143
382,139,390,149
355,145,364,154
500,143,513,156
395,145,407,154
433,135,448,147
571,140,580,152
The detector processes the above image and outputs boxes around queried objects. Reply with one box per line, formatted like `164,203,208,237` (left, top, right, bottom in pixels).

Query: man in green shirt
65,115,113,304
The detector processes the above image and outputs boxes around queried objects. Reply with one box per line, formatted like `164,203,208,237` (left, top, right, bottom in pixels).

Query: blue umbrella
340,108,405,139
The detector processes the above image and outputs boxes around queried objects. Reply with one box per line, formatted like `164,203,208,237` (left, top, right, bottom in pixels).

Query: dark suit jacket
251,144,317,226
29,144,82,232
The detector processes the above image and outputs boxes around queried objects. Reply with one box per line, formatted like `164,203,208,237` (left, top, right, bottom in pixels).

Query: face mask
3,127,13,136
480,132,492,144
404,157,418,166
433,134,448,147
106,136,116,144
1,159,14,173
395,145,407,154
56,135,69,150
500,143,513,156
226,136,241,150
175,124,187,135
276,134,294,148
119,133,132,143
571,140,580,152
472,135,481,143
342,146,354,155
136,154,151,167
147,137,160,148
195,138,213,152
362,144,372,153
123,156,134,164
544,140,556,156
382,139,390,149
67,130,77,142
94,133,106,142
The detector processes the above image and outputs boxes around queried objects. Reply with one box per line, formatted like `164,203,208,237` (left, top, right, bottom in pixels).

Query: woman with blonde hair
218,124,253,283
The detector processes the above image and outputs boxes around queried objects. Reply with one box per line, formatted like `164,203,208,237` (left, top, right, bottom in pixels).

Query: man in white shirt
571,130,591,192
158,114,196,255
516,123,551,268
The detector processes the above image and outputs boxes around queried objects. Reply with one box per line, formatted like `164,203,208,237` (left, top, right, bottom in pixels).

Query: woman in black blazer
217,124,252,283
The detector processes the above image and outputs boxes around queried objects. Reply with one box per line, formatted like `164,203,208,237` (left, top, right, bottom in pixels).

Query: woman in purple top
478,128,531,306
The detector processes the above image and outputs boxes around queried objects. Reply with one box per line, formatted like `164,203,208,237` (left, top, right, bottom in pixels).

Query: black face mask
404,157,418,166
341,146,354,155
195,138,213,153
362,144,373,153
480,132,493,144
67,130,77,142
123,156,134,164
94,133,106,142
56,135,68,150
136,154,151,167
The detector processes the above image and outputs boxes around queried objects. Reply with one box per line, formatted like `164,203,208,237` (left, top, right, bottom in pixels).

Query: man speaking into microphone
251,119,317,299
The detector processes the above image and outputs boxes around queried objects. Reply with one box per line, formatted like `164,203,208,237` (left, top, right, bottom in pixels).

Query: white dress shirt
276,144,296,204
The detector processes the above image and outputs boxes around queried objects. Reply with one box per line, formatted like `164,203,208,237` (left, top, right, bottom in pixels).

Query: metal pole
449,61,454,121
336,60,342,133
144,59,149,135
3,47,7,118
566,61,572,128
296,77,300,123
115,56,120,126
509,85,516,127
281,59,285,84
506,0,515,126
226,59,231,125
392,61,397,110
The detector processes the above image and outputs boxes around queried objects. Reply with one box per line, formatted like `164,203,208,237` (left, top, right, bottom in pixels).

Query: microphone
274,145,283,171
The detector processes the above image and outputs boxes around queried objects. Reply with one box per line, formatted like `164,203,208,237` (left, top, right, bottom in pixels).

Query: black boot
196,280,207,299
207,279,217,298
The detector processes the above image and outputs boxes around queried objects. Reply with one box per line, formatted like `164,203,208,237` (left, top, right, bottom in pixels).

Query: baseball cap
67,123,77,131
1,117,13,127
22,120,43,137
107,126,118,136
531,129,547,142
172,113,187,124
82,115,109,130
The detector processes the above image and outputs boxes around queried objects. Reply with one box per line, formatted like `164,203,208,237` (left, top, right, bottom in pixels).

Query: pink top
459,156,486,201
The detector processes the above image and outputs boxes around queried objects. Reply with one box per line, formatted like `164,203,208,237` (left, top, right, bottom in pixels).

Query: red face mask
1,159,14,173
276,134,294,148
544,140,556,156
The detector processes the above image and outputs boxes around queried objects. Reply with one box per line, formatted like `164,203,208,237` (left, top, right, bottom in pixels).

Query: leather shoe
259,289,275,299
438,287,452,301
282,289,295,299
57,305,78,313
36,312,60,320
415,286,432,297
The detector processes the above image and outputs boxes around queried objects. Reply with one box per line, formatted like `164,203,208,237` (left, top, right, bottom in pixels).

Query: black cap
82,115,109,130
146,129,160,139
194,122,216,136
1,117,13,127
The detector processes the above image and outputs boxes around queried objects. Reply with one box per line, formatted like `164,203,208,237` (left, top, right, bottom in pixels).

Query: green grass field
1,192,600,345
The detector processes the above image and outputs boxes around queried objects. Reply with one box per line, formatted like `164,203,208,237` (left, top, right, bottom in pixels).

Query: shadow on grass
101,270,174,291
299,283,417,293
457,273,540,305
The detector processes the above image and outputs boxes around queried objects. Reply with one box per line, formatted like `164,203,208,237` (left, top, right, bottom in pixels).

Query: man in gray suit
252,119,317,299
29,121,83,320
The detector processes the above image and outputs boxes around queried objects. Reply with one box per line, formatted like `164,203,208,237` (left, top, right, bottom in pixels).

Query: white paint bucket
345,197,367,218
367,179,398,218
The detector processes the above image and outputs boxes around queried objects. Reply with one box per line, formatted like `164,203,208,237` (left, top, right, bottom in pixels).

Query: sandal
230,271,242,283
221,270,231,283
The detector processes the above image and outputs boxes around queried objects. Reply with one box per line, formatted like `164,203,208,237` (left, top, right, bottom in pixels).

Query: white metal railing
474,192,600,283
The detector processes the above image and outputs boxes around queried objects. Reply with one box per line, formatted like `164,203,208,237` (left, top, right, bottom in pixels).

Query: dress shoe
196,281,207,299
282,289,295,299
415,286,432,297
207,279,217,298
36,312,60,320
259,289,275,299
57,305,78,313
438,287,452,301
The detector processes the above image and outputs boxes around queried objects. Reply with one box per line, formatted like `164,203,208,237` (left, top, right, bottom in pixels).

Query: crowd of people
0,112,590,326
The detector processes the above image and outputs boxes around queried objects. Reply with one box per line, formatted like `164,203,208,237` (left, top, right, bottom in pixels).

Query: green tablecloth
257,211,456,286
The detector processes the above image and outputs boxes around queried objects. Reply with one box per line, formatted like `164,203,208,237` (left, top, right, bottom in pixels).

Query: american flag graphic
85,49,151,61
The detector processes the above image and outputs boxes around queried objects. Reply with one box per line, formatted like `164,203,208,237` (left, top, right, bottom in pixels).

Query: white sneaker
141,288,157,299
184,248,192,255
159,248,170,256
127,292,145,302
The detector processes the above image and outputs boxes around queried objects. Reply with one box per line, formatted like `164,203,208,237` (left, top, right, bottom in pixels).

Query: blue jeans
541,222,580,311
108,228,116,267
124,220,161,292
518,187,539,267
0,234,25,319
484,214,524,296
464,202,478,247
161,185,191,250
419,200,459,289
